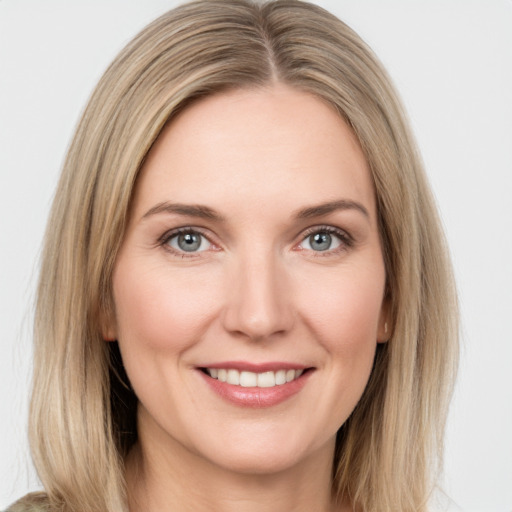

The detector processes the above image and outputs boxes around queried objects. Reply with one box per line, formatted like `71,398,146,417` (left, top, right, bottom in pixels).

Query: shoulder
4,492,51,512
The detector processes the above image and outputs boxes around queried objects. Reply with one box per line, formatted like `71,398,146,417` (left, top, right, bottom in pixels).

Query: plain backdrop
1,1,511,511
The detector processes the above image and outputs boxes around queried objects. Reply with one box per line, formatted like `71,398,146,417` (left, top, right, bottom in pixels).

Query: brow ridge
142,202,225,222
142,198,369,223
295,199,369,219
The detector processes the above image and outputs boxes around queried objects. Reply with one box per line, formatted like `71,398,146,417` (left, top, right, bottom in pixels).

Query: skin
105,83,388,512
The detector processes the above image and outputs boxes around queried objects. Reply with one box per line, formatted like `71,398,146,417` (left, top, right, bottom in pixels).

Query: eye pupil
310,232,331,251
178,232,201,252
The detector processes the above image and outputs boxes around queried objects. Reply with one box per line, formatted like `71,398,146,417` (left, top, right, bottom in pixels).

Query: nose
221,248,295,341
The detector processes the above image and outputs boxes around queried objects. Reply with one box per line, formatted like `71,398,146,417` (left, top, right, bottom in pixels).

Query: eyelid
159,226,220,257
296,225,354,254
157,224,354,258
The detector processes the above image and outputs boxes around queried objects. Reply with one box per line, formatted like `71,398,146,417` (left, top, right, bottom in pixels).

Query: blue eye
167,230,211,253
300,229,345,252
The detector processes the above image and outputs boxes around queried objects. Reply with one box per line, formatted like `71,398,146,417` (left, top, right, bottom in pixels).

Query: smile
205,368,304,388
198,363,313,408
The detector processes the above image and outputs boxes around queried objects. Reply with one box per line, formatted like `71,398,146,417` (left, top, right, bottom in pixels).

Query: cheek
289,261,385,441
298,261,385,357
112,259,222,354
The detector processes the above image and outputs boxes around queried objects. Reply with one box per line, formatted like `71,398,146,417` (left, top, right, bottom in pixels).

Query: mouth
201,367,307,388
197,362,314,407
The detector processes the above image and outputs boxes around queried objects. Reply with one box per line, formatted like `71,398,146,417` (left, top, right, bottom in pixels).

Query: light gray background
1,1,511,511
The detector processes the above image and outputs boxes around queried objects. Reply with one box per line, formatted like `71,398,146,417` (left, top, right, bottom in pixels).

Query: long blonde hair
17,1,458,511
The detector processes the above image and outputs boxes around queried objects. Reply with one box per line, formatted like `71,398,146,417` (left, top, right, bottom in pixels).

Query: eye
298,227,351,253
166,230,212,253
302,231,341,252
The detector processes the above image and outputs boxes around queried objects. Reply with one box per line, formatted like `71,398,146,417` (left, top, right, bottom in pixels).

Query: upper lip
197,361,311,372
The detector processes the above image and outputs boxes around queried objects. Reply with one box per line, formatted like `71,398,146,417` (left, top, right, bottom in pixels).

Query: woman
7,1,458,511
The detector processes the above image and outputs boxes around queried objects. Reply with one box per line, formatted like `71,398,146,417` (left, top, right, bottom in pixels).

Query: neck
126,416,351,512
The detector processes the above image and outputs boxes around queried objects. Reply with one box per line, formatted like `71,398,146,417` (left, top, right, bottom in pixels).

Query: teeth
275,369,286,385
227,369,240,385
240,371,257,387
206,368,305,387
257,371,275,388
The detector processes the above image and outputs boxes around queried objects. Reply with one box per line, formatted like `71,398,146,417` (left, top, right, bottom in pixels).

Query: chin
194,430,334,477
209,451,307,476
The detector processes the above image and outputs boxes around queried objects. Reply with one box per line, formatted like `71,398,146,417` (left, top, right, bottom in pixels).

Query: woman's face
106,84,388,475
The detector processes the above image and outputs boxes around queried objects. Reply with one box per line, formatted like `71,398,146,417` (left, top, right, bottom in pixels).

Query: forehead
131,84,375,220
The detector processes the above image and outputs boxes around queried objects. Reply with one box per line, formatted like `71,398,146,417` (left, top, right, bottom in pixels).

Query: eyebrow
141,198,369,223
141,202,226,222
294,199,370,220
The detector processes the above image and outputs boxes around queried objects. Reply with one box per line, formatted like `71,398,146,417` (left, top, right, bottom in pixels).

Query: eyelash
298,225,354,257
159,225,354,258
159,227,215,258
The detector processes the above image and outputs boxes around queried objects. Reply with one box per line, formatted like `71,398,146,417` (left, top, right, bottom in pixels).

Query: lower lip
199,370,312,408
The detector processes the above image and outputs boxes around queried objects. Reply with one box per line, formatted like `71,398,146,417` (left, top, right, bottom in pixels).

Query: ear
100,306,117,342
377,297,391,343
